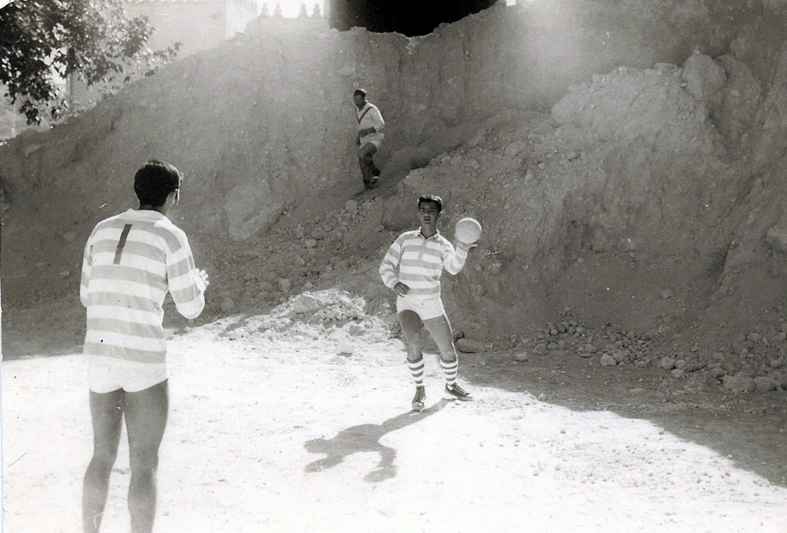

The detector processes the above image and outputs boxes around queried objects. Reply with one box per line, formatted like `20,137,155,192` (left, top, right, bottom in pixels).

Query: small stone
344,199,358,213
754,376,777,393
675,359,687,370
348,324,365,337
600,354,617,367
612,349,629,363
456,338,485,354
547,341,559,351
710,366,726,379
660,289,674,300
723,374,756,394
629,387,646,394
747,332,762,343
769,357,784,369
660,357,676,370
671,369,685,379
512,351,529,363
504,141,528,158
305,239,317,249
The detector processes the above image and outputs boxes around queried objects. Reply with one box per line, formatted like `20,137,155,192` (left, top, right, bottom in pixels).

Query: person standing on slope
80,160,209,533
379,194,475,412
353,88,385,190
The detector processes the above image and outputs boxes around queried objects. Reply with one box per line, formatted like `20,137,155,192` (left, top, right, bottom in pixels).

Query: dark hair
417,194,443,213
134,160,182,207
353,88,367,97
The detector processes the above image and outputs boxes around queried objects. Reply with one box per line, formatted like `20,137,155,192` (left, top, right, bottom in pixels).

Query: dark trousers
358,142,380,186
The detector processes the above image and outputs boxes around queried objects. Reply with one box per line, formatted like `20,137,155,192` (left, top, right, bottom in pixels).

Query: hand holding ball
455,217,482,246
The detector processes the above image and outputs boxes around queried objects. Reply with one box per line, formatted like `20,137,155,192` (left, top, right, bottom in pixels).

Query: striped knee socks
440,359,458,386
408,359,425,386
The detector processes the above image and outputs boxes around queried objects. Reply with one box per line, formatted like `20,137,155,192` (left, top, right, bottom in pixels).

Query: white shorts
88,356,168,393
396,295,446,321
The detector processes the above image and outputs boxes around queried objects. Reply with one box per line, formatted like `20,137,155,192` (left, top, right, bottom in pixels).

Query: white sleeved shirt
357,102,385,148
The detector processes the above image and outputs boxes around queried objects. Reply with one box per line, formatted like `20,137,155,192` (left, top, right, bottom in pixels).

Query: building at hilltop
124,0,327,53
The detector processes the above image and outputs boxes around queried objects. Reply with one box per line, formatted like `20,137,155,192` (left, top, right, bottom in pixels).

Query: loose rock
723,374,756,394
600,354,616,367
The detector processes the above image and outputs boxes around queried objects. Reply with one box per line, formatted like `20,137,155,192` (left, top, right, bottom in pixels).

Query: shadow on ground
459,350,787,488
304,400,449,482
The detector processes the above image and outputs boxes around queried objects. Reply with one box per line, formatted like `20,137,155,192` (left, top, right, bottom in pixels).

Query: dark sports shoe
412,386,426,412
445,382,472,401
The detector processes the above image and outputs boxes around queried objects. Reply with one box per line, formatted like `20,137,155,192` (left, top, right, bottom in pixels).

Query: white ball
455,217,482,244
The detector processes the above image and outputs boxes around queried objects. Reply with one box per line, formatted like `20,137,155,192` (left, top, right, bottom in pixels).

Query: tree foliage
0,0,178,125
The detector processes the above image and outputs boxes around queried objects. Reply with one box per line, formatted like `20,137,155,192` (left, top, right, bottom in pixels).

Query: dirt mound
213,288,392,357
2,1,787,394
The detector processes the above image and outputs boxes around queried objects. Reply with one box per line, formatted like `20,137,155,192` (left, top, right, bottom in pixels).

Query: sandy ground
3,315,787,533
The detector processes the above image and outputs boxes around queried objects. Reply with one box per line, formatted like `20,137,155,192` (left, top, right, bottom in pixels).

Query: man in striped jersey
80,160,208,533
379,194,475,412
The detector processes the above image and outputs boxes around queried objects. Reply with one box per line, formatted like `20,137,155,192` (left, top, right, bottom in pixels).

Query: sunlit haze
269,0,325,18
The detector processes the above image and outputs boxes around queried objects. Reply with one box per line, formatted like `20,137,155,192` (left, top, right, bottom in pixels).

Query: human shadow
304,399,449,483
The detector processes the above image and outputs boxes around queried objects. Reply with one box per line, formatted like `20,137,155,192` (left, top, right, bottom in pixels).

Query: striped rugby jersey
80,209,205,364
379,229,468,297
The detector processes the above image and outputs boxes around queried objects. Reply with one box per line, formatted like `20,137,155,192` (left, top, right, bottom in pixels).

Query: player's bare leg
83,390,124,533
399,310,427,411
125,381,168,533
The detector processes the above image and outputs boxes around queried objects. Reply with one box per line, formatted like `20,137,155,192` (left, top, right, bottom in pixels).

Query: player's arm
379,235,407,290
443,240,472,275
166,231,207,320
